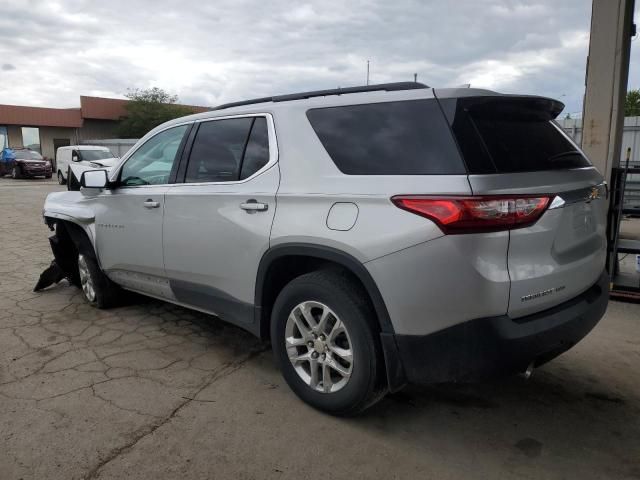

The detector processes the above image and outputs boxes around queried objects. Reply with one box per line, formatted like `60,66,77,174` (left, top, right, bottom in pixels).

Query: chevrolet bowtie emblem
587,186,600,201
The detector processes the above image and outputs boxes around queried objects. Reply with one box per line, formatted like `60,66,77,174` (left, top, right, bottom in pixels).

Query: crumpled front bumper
21,164,52,177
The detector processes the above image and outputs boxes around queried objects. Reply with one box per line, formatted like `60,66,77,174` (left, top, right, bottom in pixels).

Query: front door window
120,125,189,186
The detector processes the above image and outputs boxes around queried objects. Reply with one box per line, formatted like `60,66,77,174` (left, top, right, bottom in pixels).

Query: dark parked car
6,149,52,179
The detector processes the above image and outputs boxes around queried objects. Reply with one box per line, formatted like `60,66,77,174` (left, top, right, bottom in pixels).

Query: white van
55,146,119,185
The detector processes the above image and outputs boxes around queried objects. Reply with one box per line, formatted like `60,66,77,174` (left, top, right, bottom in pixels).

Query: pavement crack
83,344,268,479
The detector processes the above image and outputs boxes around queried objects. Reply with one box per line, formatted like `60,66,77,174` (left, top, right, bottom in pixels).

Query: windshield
14,150,43,160
79,150,112,161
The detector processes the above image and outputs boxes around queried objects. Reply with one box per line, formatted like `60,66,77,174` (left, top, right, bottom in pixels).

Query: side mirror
72,154,80,162
80,169,108,189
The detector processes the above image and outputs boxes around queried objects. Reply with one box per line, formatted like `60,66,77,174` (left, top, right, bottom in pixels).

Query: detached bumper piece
33,261,66,291
34,220,81,291
388,271,609,385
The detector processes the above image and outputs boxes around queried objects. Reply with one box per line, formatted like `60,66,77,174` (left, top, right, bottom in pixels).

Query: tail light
391,195,552,234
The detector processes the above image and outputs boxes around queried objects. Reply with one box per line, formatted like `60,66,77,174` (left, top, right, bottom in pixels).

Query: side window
185,118,253,183
240,117,270,180
120,125,188,186
306,100,466,175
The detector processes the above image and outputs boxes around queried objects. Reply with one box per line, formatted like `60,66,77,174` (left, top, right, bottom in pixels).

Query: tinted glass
240,117,270,179
306,100,465,175
185,118,253,183
448,97,590,173
120,125,188,186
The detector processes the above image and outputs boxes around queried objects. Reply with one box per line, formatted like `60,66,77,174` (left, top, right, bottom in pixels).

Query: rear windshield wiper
547,151,583,163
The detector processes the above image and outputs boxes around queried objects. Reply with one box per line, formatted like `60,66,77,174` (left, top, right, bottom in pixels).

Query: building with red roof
0,96,208,161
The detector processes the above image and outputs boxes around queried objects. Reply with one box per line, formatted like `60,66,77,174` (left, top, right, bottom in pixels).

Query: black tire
57,170,66,185
76,249,121,309
67,167,80,191
11,166,21,179
271,270,387,416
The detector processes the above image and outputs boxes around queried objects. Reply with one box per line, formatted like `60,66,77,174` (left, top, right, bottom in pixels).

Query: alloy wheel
77,254,96,302
285,301,354,393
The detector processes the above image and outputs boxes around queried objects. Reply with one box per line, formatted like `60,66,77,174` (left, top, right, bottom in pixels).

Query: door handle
240,199,268,212
143,199,160,209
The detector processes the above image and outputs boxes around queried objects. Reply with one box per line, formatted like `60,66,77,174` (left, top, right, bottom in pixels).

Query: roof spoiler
458,95,565,121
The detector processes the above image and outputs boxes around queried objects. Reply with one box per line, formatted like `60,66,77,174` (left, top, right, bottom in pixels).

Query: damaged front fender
43,191,96,223
36,190,99,292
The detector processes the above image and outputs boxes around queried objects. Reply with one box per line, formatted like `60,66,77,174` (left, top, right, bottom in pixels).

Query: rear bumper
382,270,609,387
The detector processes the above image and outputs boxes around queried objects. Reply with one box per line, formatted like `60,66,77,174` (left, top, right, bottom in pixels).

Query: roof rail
212,82,429,111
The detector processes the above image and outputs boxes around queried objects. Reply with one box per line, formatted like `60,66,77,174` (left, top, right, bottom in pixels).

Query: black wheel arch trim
255,243,395,334
255,243,407,392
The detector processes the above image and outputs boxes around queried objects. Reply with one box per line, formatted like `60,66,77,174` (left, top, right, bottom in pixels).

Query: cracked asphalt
1,178,639,480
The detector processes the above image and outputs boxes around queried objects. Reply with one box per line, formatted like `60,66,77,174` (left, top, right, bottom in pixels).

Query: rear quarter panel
270,99,472,262
269,99,511,337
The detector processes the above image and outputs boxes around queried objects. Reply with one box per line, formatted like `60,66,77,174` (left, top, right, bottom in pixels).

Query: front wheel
11,166,21,179
77,253,121,308
271,270,386,415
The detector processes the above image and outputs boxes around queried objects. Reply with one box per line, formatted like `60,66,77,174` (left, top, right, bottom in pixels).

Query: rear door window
240,117,270,180
306,100,465,175
185,118,252,183
184,116,270,183
447,97,590,173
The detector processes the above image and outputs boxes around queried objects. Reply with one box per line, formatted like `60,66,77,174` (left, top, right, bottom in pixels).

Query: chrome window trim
179,112,278,186
111,113,278,189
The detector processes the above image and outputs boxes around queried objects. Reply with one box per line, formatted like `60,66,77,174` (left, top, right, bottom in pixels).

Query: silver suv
40,82,609,415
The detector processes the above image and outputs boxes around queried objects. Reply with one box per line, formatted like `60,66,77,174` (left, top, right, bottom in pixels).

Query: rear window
447,97,590,173
306,100,465,175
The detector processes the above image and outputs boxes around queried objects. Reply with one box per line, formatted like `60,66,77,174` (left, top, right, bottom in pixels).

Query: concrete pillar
581,0,635,183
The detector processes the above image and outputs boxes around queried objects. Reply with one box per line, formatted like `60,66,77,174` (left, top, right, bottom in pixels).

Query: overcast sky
0,0,638,114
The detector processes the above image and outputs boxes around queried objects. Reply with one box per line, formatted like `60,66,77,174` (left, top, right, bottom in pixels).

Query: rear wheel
77,252,121,308
271,270,386,415
57,170,66,185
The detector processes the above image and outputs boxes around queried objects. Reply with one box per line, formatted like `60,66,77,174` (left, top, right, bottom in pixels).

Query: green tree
116,87,196,138
625,89,640,117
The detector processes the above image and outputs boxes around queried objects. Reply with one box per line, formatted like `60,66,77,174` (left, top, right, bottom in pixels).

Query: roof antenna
366,60,370,86
414,73,417,83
